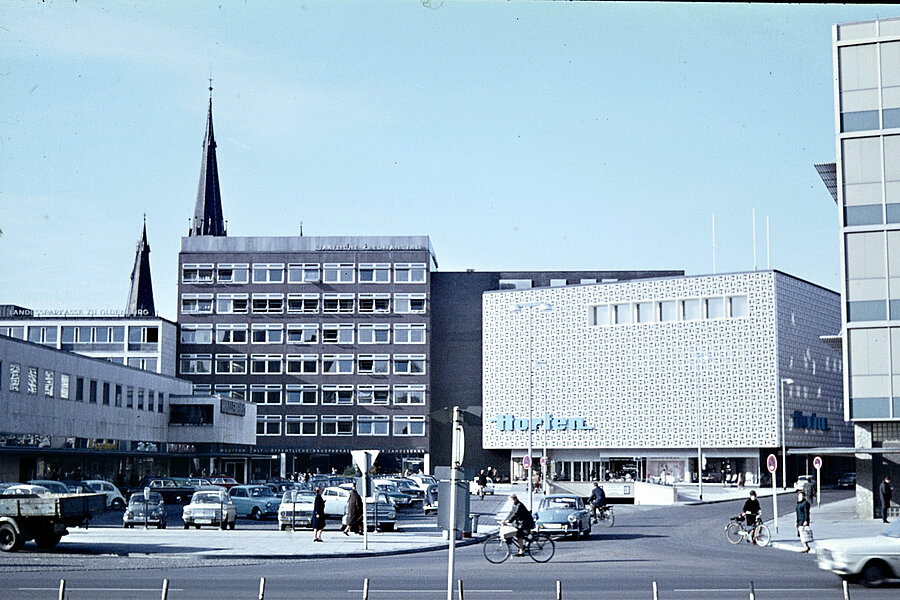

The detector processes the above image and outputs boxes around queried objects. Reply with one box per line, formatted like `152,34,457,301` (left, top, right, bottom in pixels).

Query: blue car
534,494,592,538
228,485,281,520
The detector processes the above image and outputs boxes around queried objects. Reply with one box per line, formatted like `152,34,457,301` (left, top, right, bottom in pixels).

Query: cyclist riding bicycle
503,494,535,557
741,490,762,543
589,482,607,522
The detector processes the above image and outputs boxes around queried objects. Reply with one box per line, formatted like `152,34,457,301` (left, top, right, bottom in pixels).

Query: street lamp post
695,353,711,501
510,301,552,512
780,378,794,490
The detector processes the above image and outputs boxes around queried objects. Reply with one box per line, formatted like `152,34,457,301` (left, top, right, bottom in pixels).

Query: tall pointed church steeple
126,217,156,317
189,90,226,237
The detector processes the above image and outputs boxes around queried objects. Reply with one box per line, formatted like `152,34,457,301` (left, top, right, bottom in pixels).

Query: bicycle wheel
753,523,771,547
600,509,615,527
725,521,744,544
483,534,511,564
527,533,555,563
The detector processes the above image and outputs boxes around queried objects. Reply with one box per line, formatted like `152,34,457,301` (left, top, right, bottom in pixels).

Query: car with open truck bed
0,491,105,551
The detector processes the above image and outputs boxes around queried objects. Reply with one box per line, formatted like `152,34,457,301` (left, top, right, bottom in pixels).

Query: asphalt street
2,490,898,600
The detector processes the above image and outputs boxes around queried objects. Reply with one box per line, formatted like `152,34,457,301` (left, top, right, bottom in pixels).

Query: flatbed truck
0,493,106,551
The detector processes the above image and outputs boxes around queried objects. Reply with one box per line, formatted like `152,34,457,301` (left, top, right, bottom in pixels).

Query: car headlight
125,510,133,518
568,514,578,524
183,508,192,516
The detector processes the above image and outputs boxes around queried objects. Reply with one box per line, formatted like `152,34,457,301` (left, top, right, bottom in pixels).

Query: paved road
3,491,898,599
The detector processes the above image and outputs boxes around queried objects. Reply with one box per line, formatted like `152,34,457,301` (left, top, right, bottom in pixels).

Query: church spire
189,89,226,237
126,216,156,317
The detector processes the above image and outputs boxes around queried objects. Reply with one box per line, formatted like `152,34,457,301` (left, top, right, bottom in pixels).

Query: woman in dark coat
795,491,812,553
312,487,326,542
344,486,364,535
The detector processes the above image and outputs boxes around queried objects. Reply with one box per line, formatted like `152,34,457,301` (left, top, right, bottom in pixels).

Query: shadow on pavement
15,543,212,556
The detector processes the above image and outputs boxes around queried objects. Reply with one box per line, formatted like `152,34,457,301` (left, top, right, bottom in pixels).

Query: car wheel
183,523,190,530
280,524,288,531
862,563,887,587
123,522,129,528
251,507,262,521
110,498,125,510
195,524,202,529
0,523,23,552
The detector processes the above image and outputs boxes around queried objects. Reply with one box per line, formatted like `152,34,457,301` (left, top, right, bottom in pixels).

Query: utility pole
447,406,462,600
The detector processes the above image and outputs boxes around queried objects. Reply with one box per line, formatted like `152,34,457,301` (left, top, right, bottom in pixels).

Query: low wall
633,481,677,505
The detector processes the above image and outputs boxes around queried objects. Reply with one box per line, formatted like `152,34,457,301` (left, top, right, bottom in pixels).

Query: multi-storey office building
483,271,850,488
832,17,900,517
177,235,435,478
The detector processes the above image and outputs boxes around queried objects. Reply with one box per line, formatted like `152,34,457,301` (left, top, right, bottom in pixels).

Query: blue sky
1,1,897,320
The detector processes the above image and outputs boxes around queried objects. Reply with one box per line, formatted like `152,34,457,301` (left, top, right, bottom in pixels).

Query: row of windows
195,383,425,406
0,325,159,345
183,263,427,285
181,323,426,345
256,415,426,437
2,361,166,412
179,354,427,376
588,295,749,326
838,41,900,133
181,293,426,315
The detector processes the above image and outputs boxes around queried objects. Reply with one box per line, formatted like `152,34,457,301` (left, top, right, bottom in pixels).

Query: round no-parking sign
522,455,532,469
766,454,778,473
813,456,822,470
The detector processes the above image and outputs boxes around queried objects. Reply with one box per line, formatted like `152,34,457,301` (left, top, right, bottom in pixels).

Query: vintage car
27,480,71,494
387,477,424,500
208,477,239,490
130,477,195,504
469,477,495,495
534,494,592,538
85,480,127,510
1,484,52,497
123,491,166,528
794,475,818,498
321,485,396,531
372,480,415,508
183,489,236,529
278,490,316,530
817,519,900,586
229,485,280,520
837,473,857,489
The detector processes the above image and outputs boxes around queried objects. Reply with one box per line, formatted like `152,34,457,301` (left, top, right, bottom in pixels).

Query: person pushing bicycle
589,482,607,523
503,494,535,557
741,490,762,542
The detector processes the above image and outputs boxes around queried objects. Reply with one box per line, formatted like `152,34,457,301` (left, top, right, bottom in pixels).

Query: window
115,384,122,407
358,354,390,374
393,416,426,436
705,297,725,319
499,279,531,290
252,263,284,284
322,385,354,405
322,324,354,344
323,263,355,283
251,354,282,374
359,263,390,283
180,324,213,344
43,370,54,397
102,382,110,406
681,299,701,321
28,326,58,345
635,302,654,323
729,295,749,318
252,294,284,314
394,385,426,405
257,415,282,436
288,263,320,283
250,385,282,405
147,390,155,412
192,383,211,395
137,388,144,410
287,324,318,344
25,367,37,395
286,384,317,405
359,324,390,344
358,385,390,405
613,304,632,325
846,231,887,320
658,300,677,322
395,263,427,283
286,415,317,436
181,294,214,314
321,415,353,436
394,324,426,344
394,293,426,313
158,393,165,413
252,324,284,344
287,293,319,313
60,374,70,399
286,354,318,374
180,354,212,375
8,363,21,392
217,263,249,284
550,279,567,287
358,293,391,313
322,354,354,374
128,326,158,344
89,379,97,403
358,415,389,436
182,263,215,283
216,324,248,344
2,327,25,340
215,384,246,401
588,305,609,326
217,294,249,314
394,354,426,374
216,354,247,374
323,293,355,313
74,376,83,401
126,386,133,408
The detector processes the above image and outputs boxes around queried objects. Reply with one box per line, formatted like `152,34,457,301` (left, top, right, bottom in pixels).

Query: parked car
1,484,52,497
469,477,495,495
27,480,71,494
229,485,280,520
278,490,316,530
129,478,195,504
208,477,239,490
183,489,237,529
794,475,818,497
817,519,900,586
407,474,437,493
372,480,415,508
84,480,126,510
838,473,857,489
534,494,592,538
387,477,424,500
321,485,396,530
61,480,93,494
123,492,166,528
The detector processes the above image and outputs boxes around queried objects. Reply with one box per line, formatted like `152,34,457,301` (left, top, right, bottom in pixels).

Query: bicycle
725,514,771,547
591,504,615,527
483,528,556,563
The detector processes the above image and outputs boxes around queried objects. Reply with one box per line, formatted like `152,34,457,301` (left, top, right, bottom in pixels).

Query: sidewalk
675,483,796,504
768,496,887,554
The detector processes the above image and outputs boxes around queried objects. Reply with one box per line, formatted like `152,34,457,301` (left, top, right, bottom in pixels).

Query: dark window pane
850,397,890,419
884,108,900,129
887,204,900,224
891,300,900,320
848,301,887,321
841,110,880,132
845,205,883,226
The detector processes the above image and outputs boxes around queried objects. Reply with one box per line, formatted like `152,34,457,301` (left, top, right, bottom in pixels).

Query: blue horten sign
792,410,829,431
489,414,595,432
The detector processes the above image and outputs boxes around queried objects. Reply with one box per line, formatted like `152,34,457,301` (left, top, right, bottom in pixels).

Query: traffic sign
813,456,822,470
522,455,532,469
540,457,547,467
766,454,777,473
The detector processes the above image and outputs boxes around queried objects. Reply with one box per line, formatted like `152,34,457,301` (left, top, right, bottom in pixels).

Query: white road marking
19,588,185,593
348,590,514,594
674,588,836,593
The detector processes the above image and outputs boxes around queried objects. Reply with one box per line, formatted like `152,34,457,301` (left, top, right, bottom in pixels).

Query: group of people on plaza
305,483,364,543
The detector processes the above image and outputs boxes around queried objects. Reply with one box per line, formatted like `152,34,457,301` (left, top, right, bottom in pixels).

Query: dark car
837,472,857,488
129,477,195,504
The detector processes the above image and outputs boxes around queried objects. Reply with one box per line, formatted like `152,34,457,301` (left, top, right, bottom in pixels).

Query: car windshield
541,497,579,510
192,492,225,504
250,487,275,497
282,492,315,503
378,484,401,493
130,493,162,505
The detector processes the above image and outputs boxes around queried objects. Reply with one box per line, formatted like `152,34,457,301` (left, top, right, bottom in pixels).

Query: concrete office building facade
483,271,850,486
832,17,900,517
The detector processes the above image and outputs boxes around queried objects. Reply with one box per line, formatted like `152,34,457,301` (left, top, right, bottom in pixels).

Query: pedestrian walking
344,485,364,535
312,486,326,542
879,476,894,523
795,490,812,553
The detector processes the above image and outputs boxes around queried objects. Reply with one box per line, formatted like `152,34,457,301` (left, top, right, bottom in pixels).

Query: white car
794,475,817,497
469,477,495,495
182,489,237,530
278,491,316,530
85,480,126,510
1,484,52,496
321,486,397,531
816,520,900,586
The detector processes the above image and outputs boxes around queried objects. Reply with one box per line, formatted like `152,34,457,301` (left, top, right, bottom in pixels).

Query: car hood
281,501,314,509
186,502,233,510
818,535,900,554
536,508,580,522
